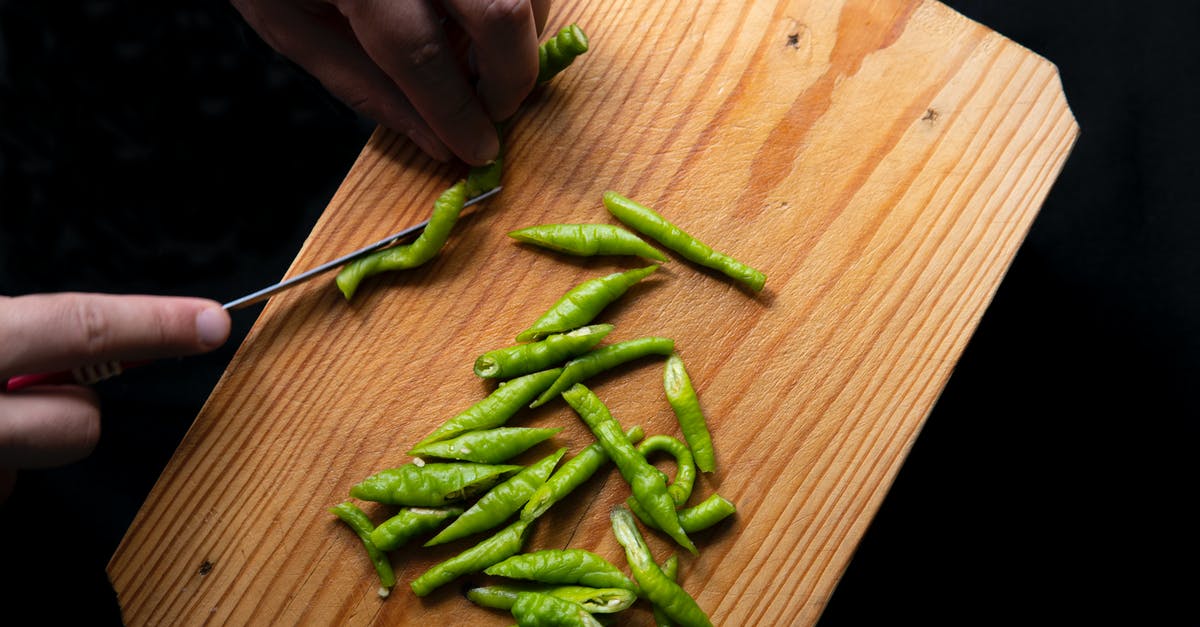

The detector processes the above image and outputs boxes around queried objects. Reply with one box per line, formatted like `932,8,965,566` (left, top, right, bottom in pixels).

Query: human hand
233,0,552,165
0,293,231,502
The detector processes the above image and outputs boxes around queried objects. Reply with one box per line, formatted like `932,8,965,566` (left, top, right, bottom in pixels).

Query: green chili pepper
520,425,644,522
484,548,637,590
515,266,658,343
425,448,565,546
537,24,589,85
508,224,668,262
329,501,396,592
531,337,675,408
610,506,712,627
465,139,504,199
627,493,737,535
412,368,562,449
510,591,603,627
335,180,469,300
466,583,637,614
663,353,716,473
638,434,696,506
369,505,464,551
410,518,531,597
602,191,766,292
563,384,696,555
408,427,562,464
475,325,614,379
652,555,680,627
349,462,520,506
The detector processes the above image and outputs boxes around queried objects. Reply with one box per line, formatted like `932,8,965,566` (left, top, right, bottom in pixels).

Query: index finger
0,293,230,379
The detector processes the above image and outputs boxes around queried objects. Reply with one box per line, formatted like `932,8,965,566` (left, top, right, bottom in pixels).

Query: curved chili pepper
563,384,696,555
484,548,637,590
329,501,396,593
637,434,696,506
466,583,637,614
663,353,716,473
537,24,589,84
628,493,737,535
410,518,531,597
349,462,520,506
369,505,464,551
515,265,658,343
652,554,680,627
508,224,668,262
408,426,562,464
530,337,675,408
520,425,644,522
610,506,712,627
424,448,565,546
510,590,604,626
412,368,562,450
602,191,766,292
475,325,614,379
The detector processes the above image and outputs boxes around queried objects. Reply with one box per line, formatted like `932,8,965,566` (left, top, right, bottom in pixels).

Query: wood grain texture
108,0,1077,624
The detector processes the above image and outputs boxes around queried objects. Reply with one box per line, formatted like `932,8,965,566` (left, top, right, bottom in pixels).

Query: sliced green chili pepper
410,518,531,597
610,506,712,627
508,224,668,262
464,139,504,199
663,353,716,473
563,384,696,555
466,583,637,614
349,462,520,506
652,555,680,627
425,448,565,546
335,180,468,300
485,548,637,590
531,337,675,408
412,368,562,449
368,505,464,551
329,501,396,592
408,427,562,464
628,493,737,535
537,24,589,84
510,591,603,627
602,190,766,292
520,425,644,522
638,434,696,506
475,325,614,379
515,265,658,343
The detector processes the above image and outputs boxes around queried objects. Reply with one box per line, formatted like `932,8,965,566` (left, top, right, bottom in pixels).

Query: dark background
0,1,1194,624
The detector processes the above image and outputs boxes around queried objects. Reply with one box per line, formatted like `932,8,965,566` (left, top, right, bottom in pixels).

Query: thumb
0,293,231,378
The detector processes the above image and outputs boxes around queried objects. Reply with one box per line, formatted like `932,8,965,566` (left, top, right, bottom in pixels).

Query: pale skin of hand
0,294,231,502
232,0,552,165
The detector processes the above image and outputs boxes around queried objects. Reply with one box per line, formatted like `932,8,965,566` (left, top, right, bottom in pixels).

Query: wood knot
922,108,940,123
198,560,214,576
786,32,801,48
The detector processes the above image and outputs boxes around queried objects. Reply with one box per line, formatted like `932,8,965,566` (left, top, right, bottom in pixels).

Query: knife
3,186,502,392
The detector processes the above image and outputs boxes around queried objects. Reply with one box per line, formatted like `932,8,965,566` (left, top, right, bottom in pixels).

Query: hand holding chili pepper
232,0,552,164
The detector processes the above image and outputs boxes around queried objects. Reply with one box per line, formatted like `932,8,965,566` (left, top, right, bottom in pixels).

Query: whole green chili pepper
520,425,644,522
425,448,565,546
484,548,638,590
563,384,696,555
602,190,766,292
537,24,589,84
508,224,668,262
412,368,562,449
410,518,531,597
329,501,396,593
369,505,464,551
638,434,696,506
511,591,603,627
335,180,468,300
663,353,716,473
466,583,637,614
610,506,712,627
349,462,520,506
653,555,680,627
475,325,614,379
531,337,676,408
408,426,562,464
515,265,658,343
628,493,737,535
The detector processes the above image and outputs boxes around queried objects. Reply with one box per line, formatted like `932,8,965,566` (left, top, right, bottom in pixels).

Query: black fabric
0,2,1193,624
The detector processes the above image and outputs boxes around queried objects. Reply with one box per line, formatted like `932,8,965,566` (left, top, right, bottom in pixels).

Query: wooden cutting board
108,0,1077,624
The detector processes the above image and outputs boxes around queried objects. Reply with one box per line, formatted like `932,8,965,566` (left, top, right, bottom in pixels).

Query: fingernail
474,132,500,165
195,307,230,348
